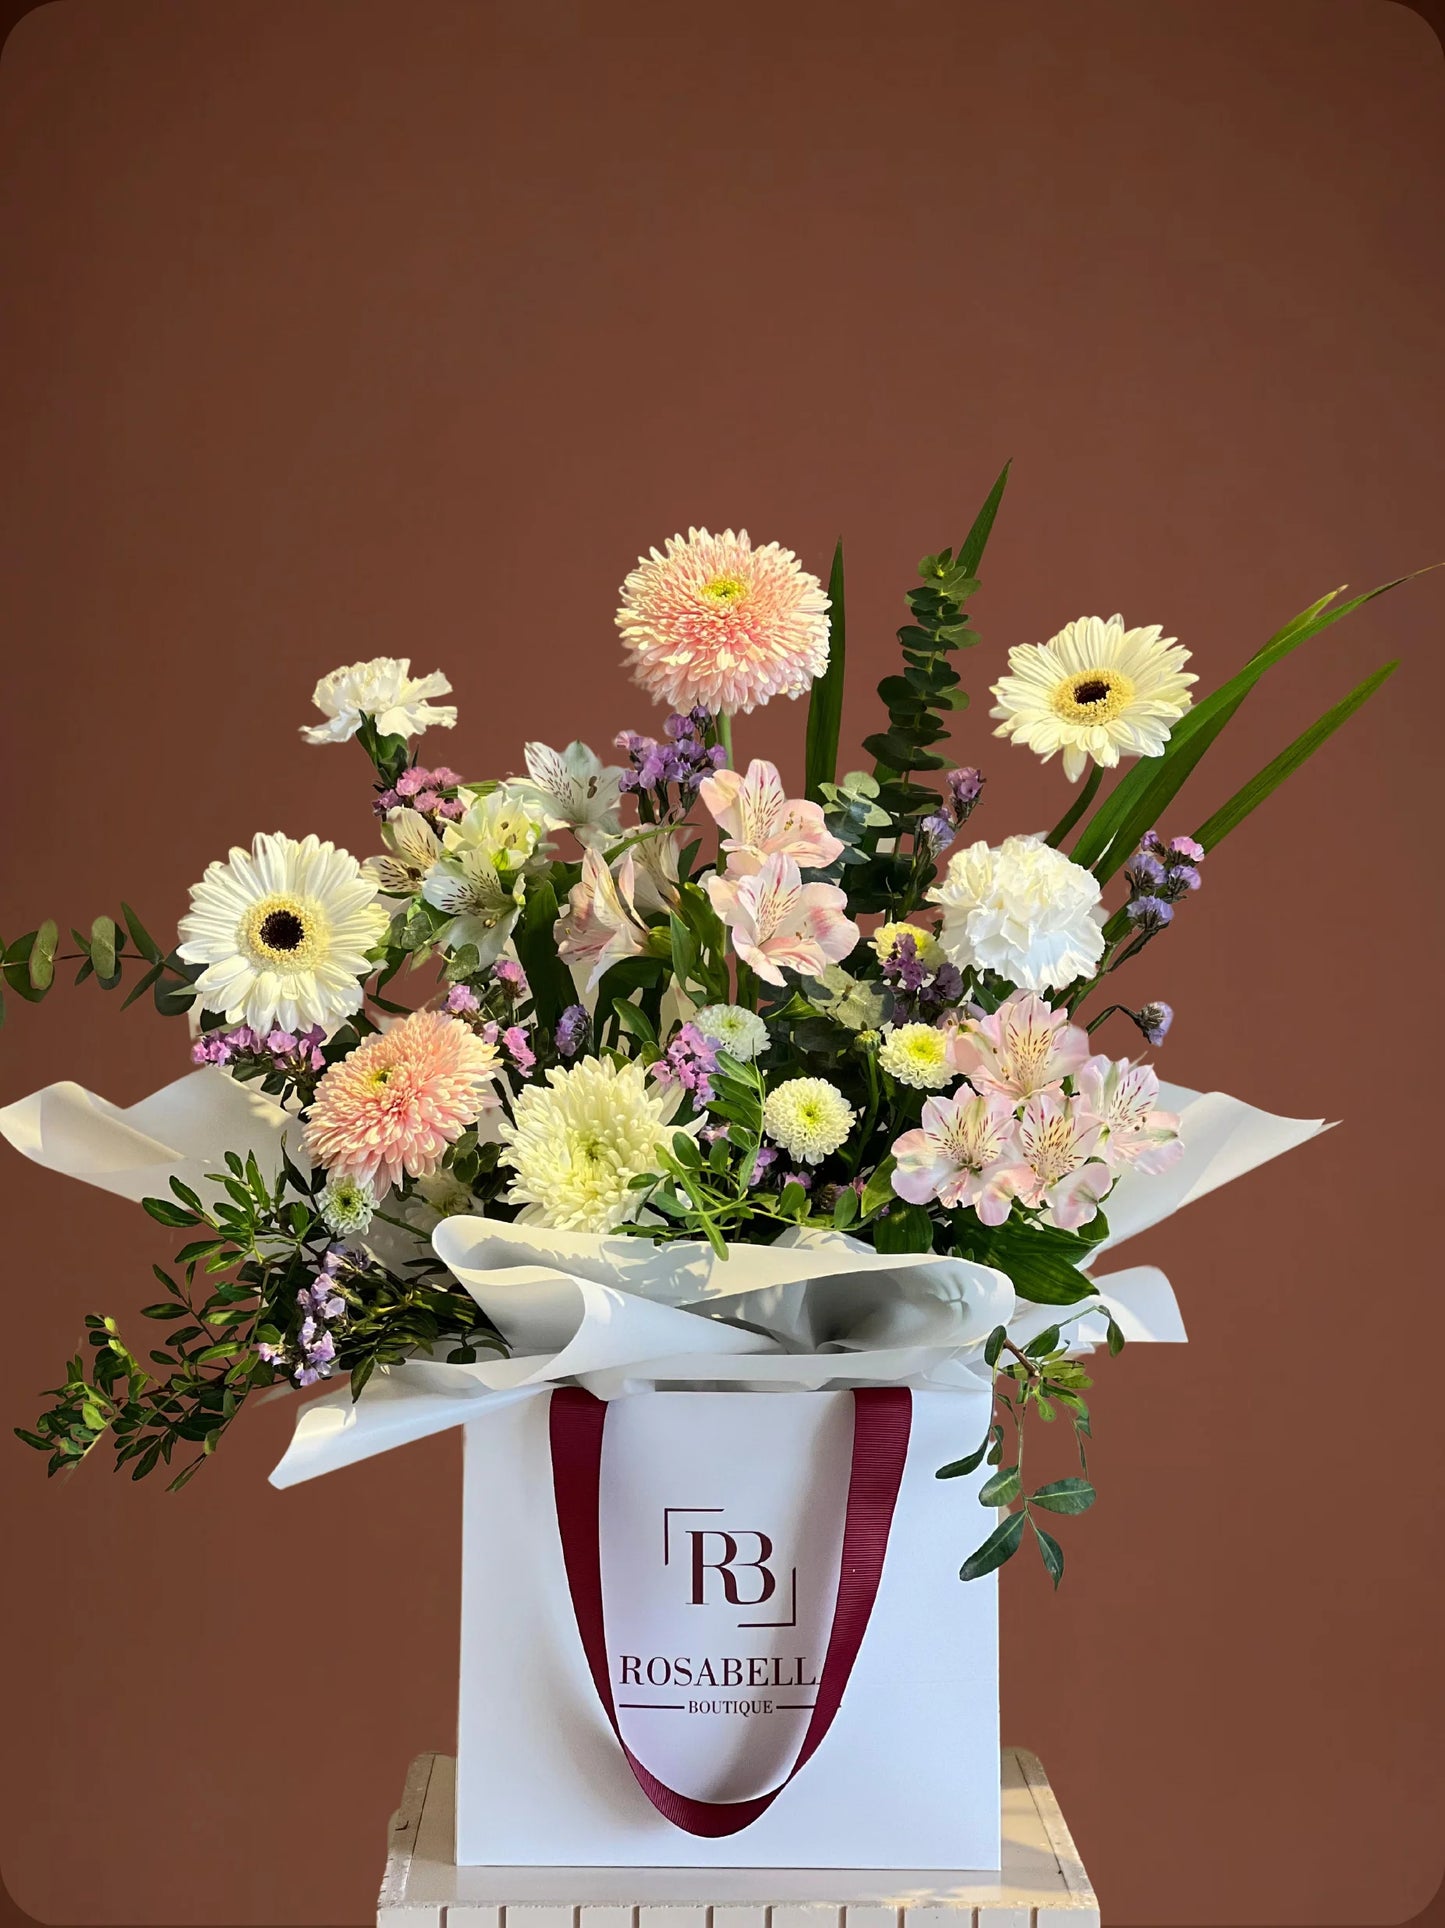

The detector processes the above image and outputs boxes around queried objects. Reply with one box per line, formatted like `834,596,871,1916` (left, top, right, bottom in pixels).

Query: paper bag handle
548,1385,912,1837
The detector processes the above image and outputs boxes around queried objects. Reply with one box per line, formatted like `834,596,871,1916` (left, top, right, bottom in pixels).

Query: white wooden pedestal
377,1751,1099,1928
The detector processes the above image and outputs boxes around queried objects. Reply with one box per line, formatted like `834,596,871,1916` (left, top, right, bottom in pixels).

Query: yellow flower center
701,575,748,606
1050,668,1136,724
240,895,328,969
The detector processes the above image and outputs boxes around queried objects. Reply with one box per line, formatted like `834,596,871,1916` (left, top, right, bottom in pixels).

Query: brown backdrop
1,2,1442,1923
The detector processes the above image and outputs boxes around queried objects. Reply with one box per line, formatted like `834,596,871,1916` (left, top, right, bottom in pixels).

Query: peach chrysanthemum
616,528,830,716
303,1010,502,1191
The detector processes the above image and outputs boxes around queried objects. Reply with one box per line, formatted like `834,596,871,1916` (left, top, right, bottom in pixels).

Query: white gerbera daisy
762,1077,856,1165
691,1003,769,1062
989,614,1196,782
302,657,457,745
878,1023,954,1090
498,1058,691,1233
177,832,388,1035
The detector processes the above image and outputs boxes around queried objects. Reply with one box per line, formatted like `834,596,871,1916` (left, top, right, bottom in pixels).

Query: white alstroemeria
443,788,550,875
301,657,457,745
365,808,445,896
421,846,525,962
630,830,682,916
555,846,653,990
504,741,624,849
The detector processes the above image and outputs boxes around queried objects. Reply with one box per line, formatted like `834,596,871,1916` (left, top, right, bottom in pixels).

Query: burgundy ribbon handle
548,1385,912,1838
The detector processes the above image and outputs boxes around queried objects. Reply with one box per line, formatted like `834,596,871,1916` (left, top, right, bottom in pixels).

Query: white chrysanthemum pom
927,835,1107,994
762,1077,856,1165
691,1003,770,1062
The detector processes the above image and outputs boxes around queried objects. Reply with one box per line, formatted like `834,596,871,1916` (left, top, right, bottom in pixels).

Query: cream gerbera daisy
177,832,388,1035
989,614,1196,781
498,1057,691,1233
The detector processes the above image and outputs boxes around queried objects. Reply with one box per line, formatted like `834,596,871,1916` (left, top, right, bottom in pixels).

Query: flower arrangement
0,468,1412,1586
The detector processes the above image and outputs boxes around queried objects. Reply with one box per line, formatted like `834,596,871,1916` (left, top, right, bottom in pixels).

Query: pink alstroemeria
705,853,859,987
555,846,651,991
1004,1090,1113,1231
948,989,1090,1100
890,1089,1018,1225
700,759,844,878
1075,1055,1184,1174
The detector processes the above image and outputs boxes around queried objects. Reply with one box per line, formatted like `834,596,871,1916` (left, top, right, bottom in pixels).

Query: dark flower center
258,909,306,952
1073,677,1112,705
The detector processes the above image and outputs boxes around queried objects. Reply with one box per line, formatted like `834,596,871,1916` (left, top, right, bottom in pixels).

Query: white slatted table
377,1751,1099,1928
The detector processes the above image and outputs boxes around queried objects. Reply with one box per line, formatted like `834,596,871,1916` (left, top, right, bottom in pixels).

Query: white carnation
302,657,457,745
691,1003,769,1062
927,835,1106,993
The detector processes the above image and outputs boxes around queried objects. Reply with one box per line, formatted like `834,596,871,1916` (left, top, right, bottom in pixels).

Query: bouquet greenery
1,465,1408,1583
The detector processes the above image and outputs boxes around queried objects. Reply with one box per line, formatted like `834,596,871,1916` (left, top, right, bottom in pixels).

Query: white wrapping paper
0,1064,1327,1484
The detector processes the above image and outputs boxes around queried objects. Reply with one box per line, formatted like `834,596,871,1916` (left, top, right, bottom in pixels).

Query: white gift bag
1,1068,1328,1869
454,1380,1000,1869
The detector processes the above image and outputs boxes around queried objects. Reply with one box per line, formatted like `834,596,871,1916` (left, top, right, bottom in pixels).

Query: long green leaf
804,540,847,802
1071,574,1415,879
514,880,574,1031
958,459,1011,575
1192,660,1398,852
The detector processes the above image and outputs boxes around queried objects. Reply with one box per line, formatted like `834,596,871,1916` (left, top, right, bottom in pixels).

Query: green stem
717,711,734,767
1046,762,1104,848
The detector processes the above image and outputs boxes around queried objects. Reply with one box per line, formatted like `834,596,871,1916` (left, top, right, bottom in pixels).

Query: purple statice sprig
1084,1000,1175,1048
555,1003,590,1060
616,708,725,820
649,1023,719,1107
1125,829,1204,933
374,764,468,824
193,1023,327,1089
256,1246,353,1388
880,933,965,1021
920,766,985,856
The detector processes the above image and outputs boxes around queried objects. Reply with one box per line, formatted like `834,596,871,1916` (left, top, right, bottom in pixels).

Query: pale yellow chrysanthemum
498,1057,692,1233
877,1023,954,1091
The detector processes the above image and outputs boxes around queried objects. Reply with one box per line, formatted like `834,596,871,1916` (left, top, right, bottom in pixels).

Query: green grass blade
1192,660,1398,853
804,540,847,802
1071,572,1416,879
958,459,1011,575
